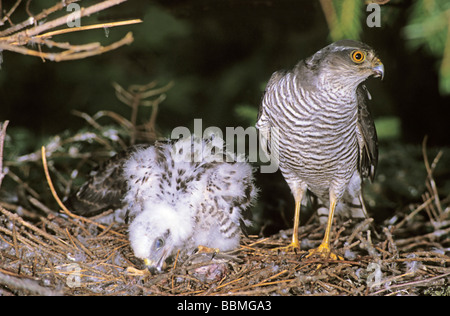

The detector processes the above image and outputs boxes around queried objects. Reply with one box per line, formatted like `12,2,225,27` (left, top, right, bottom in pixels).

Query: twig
40,146,124,238
344,218,373,248
230,269,290,292
0,0,79,37
0,207,73,252
0,220,68,259
35,19,142,39
0,0,22,26
0,31,135,62
4,0,129,43
0,0,140,62
0,120,9,189
394,226,450,248
112,81,173,144
393,196,434,231
0,271,62,296
382,226,398,256
422,136,444,215
370,272,450,296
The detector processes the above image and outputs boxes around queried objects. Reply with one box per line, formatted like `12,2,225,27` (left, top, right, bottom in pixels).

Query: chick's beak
144,258,160,274
144,258,154,267
144,250,168,274
372,58,384,80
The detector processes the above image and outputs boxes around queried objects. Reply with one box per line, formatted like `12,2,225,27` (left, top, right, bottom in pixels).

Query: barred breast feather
257,63,359,202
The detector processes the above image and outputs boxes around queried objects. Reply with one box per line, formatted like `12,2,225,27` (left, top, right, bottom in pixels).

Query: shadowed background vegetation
0,0,449,233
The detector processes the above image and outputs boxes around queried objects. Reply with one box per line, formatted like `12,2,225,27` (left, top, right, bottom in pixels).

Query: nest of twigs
0,182,449,296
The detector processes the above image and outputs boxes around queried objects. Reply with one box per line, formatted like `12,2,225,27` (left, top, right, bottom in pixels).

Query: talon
271,241,300,253
304,242,343,261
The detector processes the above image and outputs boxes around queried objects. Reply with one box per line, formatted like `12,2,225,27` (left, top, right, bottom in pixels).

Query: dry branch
422,136,444,216
41,146,125,238
0,120,9,189
0,0,80,36
0,0,141,62
0,269,62,296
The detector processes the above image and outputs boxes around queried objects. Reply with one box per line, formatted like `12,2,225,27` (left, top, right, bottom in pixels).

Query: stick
36,19,142,39
422,136,443,215
0,0,79,37
0,206,73,252
0,120,9,189
0,0,22,26
41,146,125,238
0,0,139,62
0,32,134,62
393,196,434,231
5,0,129,43
0,271,62,296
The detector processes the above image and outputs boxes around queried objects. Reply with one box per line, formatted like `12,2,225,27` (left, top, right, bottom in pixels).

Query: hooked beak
143,250,168,274
143,258,160,274
372,58,384,80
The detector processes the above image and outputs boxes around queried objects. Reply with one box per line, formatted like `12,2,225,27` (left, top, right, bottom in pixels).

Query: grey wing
356,84,378,182
66,144,149,216
256,70,286,161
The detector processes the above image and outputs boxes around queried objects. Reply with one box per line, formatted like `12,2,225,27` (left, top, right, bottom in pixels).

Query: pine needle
40,146,124,238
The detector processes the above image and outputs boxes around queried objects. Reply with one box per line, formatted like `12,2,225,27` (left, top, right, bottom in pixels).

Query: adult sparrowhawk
256,40,383,259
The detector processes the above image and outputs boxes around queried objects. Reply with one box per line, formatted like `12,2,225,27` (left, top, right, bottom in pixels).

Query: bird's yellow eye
351,50,366,63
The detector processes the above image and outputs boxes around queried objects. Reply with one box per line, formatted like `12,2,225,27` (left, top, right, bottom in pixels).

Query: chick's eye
155,238,164,249
351,50,365,63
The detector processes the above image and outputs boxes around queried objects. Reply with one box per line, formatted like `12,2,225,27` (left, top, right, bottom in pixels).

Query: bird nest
0,193,449,296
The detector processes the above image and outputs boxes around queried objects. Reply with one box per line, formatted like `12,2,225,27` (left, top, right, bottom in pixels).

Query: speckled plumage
68,136,257,272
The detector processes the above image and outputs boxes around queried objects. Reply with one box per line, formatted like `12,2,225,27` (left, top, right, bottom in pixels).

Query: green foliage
403,0,450,95
3,127,40,159
136,5,191,50
374,116,401,141
234,104,259,126
328,0,364,41
403,0,449,57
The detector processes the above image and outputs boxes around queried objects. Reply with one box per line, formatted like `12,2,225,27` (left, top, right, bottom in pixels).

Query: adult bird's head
304,39,384,91
128,203,193,273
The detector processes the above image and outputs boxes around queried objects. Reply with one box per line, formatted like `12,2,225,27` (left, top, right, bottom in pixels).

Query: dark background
0,0,449,234
1,0,449,145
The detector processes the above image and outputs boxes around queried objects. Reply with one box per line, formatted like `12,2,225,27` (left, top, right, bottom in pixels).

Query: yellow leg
305,196,343,260
273,188,303,252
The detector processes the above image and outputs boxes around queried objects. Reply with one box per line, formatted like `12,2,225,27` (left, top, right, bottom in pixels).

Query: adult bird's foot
271,241,301,253
304,242,344,261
